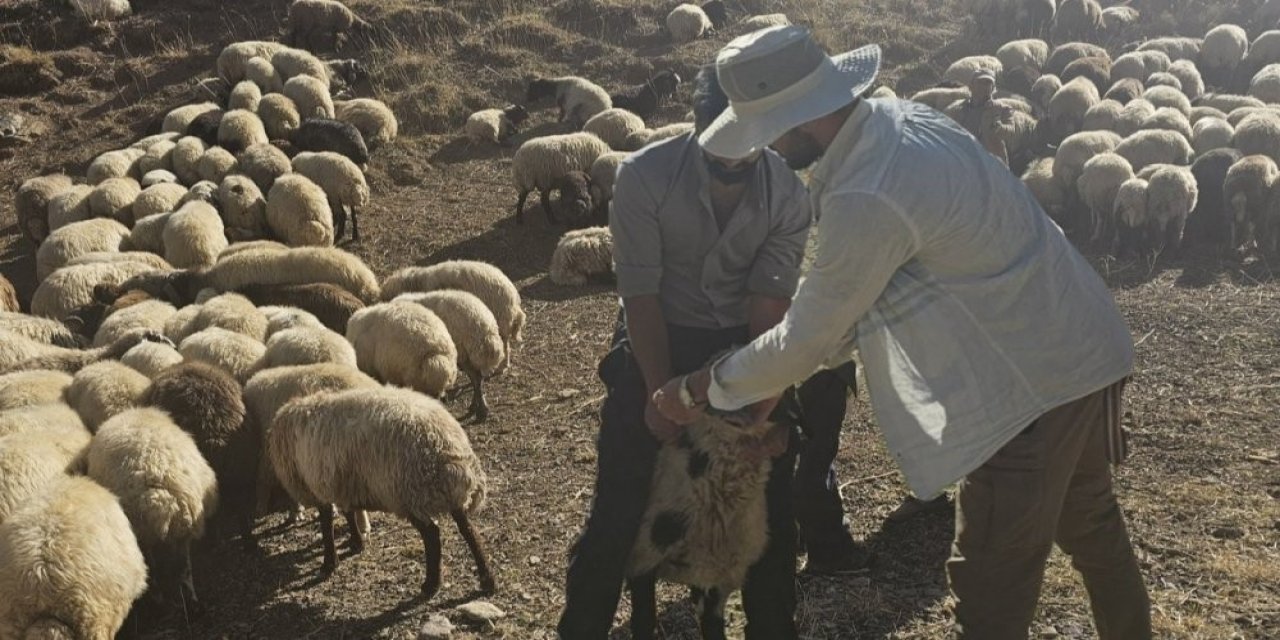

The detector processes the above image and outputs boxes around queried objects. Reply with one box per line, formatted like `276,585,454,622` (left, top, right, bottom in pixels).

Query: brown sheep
234,283,365,334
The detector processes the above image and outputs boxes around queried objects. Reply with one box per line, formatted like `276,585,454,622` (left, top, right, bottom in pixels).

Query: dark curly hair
692,64,730,134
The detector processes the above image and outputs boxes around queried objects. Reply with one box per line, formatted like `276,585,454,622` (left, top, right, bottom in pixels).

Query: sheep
268,386,494,598
85,148,143,186
526,76,613,127
0,276,14,313
1250,63,1280,104
1227,105,1280,126
219,175,268,241
163,200,228,270
625,123,696,150
0,428,91,525
346,302,457,397
1082,99,1124,131
205,246,380,303
162,102,221,135
120,339,184,378
291,151,368,241
179,292,268,342
84,177,140,225
0,475,147,640
1061,56,1110,93
0,328,169,375
235,283,363,334
1112,178,1149,255
1168,60,1205,100
393,290,504,420
1195,93,1266,113
1029,74,1062,112
1112,51,1171,84
1115,98,1157,136
216,109,269,154
1223,154,1279,251
31,261,162,322
1137,37,1203,62
1190,105,1230,124
943,55,1004,85
551,170,595,227
1144,166,1198,255
1077,153,1134,245
1016,0,1055,37
15,174,74,246
63,360,152,431
1054,130,1123,232
1052,0,1102,42
45,184,93,233
0,401,86,442
580,108,647,152
259,325,356,370
1186,148,1243,249
287,0,371,51
0,371,74,411
1245,31,1280,81
261,306,326,335
36,218,131,282
179,327,267,383
550,225,614,286
86,407,218,610
271,46,331,87
465,105,529,146
266,173,335,247
182,179,224,207
511,132,612,224
259,93,302,141
1048,76,1100,142
138,141,177,177
1139,107,1194,142
1145,72,1182,92
1045,42,1108,77
244,56,283,93
1193,117,1234,155
909,86,970,111
217,41,289,83
333,98,398,150
92,298,176,348
1103,77,1142,105
1233,113,1280,164
170,136,206,186
0,313,84,349
1022,157,1068,224
287,118,369,166
1099,5,1138,32
609,70,682,121
1115,129,1194,172
589,151,627,215
1142,85,1192,116
235,142,293,194
130,182,186,222
283,75,334,120
996,39,1049,73
667,3,714,43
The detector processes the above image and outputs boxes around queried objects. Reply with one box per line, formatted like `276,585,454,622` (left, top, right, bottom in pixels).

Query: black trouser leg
741,440,800,640
793,365,858,563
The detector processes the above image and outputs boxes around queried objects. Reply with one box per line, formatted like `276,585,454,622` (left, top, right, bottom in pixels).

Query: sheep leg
697,587,729,640
345,510,366,553
410,516,443,599
177,540,204,620
331,197,346,241
467,367,489,421
319,504,338,575
515,190,530,224
451,508,497,594
540,189,557,224
350,207,360,241
627,572,658,640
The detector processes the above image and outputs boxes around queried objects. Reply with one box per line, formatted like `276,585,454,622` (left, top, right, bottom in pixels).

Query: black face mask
706,157,756,184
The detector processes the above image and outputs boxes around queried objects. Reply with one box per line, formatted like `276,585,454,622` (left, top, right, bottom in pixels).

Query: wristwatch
678,374,707,410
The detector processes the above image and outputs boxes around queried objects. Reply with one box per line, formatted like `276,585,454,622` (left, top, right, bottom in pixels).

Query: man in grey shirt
557,67,860,639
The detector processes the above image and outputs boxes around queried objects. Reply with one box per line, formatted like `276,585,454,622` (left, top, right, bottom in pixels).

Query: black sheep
610,70,682,120
287,118,369,165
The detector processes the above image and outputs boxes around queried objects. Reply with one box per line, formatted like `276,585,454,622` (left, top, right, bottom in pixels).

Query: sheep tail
22,618,75,640
137,487,186,543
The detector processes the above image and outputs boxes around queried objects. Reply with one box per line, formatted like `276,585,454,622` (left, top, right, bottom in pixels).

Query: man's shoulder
620,131,694,175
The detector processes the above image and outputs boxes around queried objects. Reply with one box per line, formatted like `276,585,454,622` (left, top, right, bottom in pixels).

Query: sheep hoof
422,577,441,600
478,573,497,595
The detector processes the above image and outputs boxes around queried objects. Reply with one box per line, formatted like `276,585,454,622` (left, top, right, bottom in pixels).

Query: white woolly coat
205,246,380,303
64,360,152,431
666,4,713,43
283,75,335,120
512,132,611,198
0,429,91,525
550,226,614,286
291,151,370,210
393,291,504,379
346,302,457,397
217,41,288,83
335,99,398,148
583,108,647,150
36,218,130,282
31,261,163,322
179,328,267,383
266,174,335,247
0,371,74,411
163,201,228,269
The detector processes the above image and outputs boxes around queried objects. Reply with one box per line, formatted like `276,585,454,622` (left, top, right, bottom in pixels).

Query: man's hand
653,369,710,425
645,399,684,444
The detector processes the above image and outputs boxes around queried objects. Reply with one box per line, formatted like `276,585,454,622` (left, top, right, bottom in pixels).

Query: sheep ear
92,283,120,306
63,315,86,336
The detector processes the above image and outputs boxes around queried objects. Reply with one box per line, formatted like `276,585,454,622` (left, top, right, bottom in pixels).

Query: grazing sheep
1201,25,1249,86
219,175,268,241
283,75,335,120
0,313,84,349
550,225,613,286
120,340,184,378
1052,0,1102,42
185,109,226,147
45,184,93,233
64,360,151,431
0,475,147,640
0,371,75,411
1142,85,1191,116
31,261,161,322
0,402,85,441
394,290,504,420
288,118,369,166
235,283,363,334
526,76,613,127
86,407,218,610
1061,56,1110,90
1227,105,1280,126
1054,130,1123,229
228,81,262,113
667,3,714,43
291,151,368,241
1186,148,1243,249
259,93,302,141
1144,166,1198,254
1083,99,1124,131
138,141,177,177
1196,93,1266,113
1048,76,1100,141
36,218,130,282
1112,51,1171,84
512,132,612,224
179,180,220,209
1233,113,1280,164
552,170,595,227
272,48,330,87
259,325,356,369
1137,37,1203,62
943,55,1004,85
162,103,221,135
261,307,326,335
0,428,91,525
1113,177,1149,255
589,151,627,215
86,148,144,186
287,0,372,51
1189,105,1230,124
1250,63,1280,103
465,105,530,146
1115,98,1157,136
1115,129,1194,171
1045,42,1108,77
1017,0,1055,37
217,109,270,154
205,246,380,303
1167,60,1205,100
625,123,696,149
162,201,227,270
84,177,140,225
1099,5,1138,32
610,71,682,121
141,170,179,187
131,182,187,222
92,298,176,350
1223,154,1279,251
181,292,269,343
1030,74,1062,111
1145,72,1182,92
1077,153,1134,243
15,174,74,246
333,98,398,150
267,173,335,247
237,142,293,193
0,328,169,375
268,386,494,597
217,41,289,83
1245,31,1280,81
179,327,267,383
997,39,1050,73
1022,156,1068,224
584,108,647,151
1139,107,1194,141
197,146,239,184
1193,117,1234,155
170,136,207,186
244,57,283,93
346,302,457,397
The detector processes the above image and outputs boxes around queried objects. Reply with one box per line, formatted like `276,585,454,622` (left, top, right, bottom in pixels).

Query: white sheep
236,142,293,193
217,109,270,153
1139,107,1194,141
1193,117,1234,155
272,47,330,86
259,325,356,370
1245,31,1280,76
175,292,267,343
85,177,140,224
381,261,524,372
910,86,970,111
1054,130,1122,198
217,41,289,83
1048,76,1100,141
1228,105,1280,126
1115,98,1156,136
0,401,86,440
1113,177,1149,255
583,108,647,151
624,122,696,149
0,370,74,411
218,175,268,241
1197,93,1266,113
162,102,221,135
283,75,335,120
131,182,187,221
63,360,152,431
1167,60,1204,100
550,226,613,286
465,105,528,146
1099,5,1138,31
394,290,504,420
268,386,493,597
1200,25,1248,81
0,329,167,375
1189,105,1230,124
93,298,176,348
1144,166,1198,254
36,218,130,282
346,301,457,397
1082,99,1124,132
996,39,1049,72
511,132,612,224
0,428,91,525
291,151,368,241
1022,157,1068,223
526,76,612,127
0,476,147,640
119,340,184,378
1142,85,1191,116
205,245,380,303
1045,42,1108,76
162,200,227,270
86,407,218,609
1029,74,1061,111
261,306,325,336
179,327,267,383
334,98,398,150
666,4,714,43
1233,113,1280,164
589,151,627,212
1224,154,1279,251
31,261,162,322
1137,37,1203,62
195,146,238,185
170,136,207,186
287,0,371,50
138,140,176,178
0,313,85,349
1115,129,1194,171
266,173,334,247
1077,153,1135,244
45,184,94,233
943,55,1004,85
15,174,74,245
1052,0,1102,42
1145,71,1182,92
1111,51,1170,83
1250,63,1280,103
244,56,283,93
258,93,302,141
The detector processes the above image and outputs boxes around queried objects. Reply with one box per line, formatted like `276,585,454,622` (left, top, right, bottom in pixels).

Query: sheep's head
503,104,530,128
328,59,370,88
526,77,555,103
651,70,682,98
554,171,594,225
700,0,728,30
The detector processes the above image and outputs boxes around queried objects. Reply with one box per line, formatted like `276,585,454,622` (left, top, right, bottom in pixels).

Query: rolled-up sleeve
707,191,920,409
746,177,811,299
609,162,663,297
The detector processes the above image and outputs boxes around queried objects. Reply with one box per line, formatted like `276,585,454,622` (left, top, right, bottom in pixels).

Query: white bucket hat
698,26,881,159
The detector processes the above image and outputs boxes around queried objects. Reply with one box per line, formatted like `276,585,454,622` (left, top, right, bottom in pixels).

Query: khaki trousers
947,383,1152,639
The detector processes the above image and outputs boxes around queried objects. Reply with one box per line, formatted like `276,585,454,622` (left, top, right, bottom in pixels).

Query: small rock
1211,526,1244,540
557,388,580,400
455,600,506,623
528,555,541,565
418,614,454,640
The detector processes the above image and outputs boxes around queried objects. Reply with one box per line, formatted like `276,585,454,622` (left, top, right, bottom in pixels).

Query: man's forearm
623,295,673,393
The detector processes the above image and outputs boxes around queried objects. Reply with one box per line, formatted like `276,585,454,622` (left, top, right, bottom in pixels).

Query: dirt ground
1,0,1277,638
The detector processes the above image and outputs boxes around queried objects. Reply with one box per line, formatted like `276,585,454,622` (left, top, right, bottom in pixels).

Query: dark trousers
557,316,799,640
791,363,860,564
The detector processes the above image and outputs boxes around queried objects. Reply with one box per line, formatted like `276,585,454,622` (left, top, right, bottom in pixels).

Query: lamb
380,261,524,372
1053,130,1123,228
217,41,289,84
120,340,184,378
45,184,94,233
234,282,364,334
237,142,293,193
219,175,268,241
465,105,529,145
1115,98,1157,136
287,118,369,166
63,360,152,431
259,325,356,369
197,146,239,184
1137,37,1203,62
996,39,1049,73
610,70,682,121
142,362,255,541
162,102,221,135
259,93,302,140
583,108,647,151
550,225,614,286
291,150,369,241
346,301,457,397
394,290,504,420
179,327,268,383
1113,178,1150,256
1193,117,1234,155
15,174,74,245
283,75,335,120
131,182,187,221
0,330,169,375
1142,85,1191,116
1139,107,1194,142
1022,157,1068,223
138,141,177,176
1045,42,1108,77
589,151,627,215
333,98,399,150
171,136,207,186
1143,166,1198,255
0,476,147,640
1168,60,1205,100
0,428,91,525
86,407,218,610
0,370,74,411
0,313,85,349
268,386,494,598
36,218,130,282
92,298,176,348
667,4,714,43
267,173,335,247
1186,148,1243,249
1232,113,1280,164
1051,0,1102,42
287,0,372,51
1223,154,1279,251
1048,76,1100,142
217,109,270,154
526,76,613,127
1115,129,1194,171
512,132,612,224
244,57,283,93
30,261,162,322
943,55,1004,85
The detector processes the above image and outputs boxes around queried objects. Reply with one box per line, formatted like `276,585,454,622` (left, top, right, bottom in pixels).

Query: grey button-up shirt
610,133,811,329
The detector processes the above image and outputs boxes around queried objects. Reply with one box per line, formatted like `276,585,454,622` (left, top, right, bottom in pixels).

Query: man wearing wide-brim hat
653,26,1152,639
